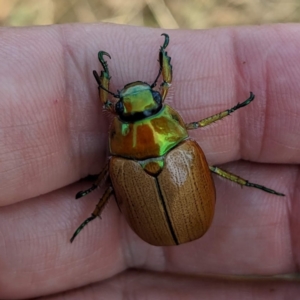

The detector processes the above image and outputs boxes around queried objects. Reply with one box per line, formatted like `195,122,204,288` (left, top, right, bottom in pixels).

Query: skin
0,24,299,299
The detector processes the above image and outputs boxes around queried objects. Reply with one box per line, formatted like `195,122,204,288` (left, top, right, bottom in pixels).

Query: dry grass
1,0,300,28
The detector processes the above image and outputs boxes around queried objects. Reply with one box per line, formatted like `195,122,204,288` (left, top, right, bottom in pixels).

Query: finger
1,161,298,299
175,27,300,166
0,162,296,299
0,180,126,299
155,162,297,275
2,25,300,300
1,25,299,207
27,270,300,300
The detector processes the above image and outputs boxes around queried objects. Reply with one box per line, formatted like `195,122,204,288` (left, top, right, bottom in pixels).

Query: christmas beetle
71,33,284,246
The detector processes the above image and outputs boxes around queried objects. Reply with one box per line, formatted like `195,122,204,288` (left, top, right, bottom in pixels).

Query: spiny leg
93,51,119,112
209,166,285,196
70,186,114,243
76,162,109,199
186,92,255,130
151,33,172,101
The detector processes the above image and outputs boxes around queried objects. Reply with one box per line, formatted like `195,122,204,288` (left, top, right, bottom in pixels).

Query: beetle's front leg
209,166,284,196
76,162,109,199
93,51,114,112
186,92,255,130
151,33,172,101
70,185,114,243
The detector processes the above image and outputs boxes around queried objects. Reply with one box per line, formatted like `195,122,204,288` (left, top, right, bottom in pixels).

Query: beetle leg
209,166,284,196
151,33,172,101
75,162,109,199
93,51,116,112
70,186,114,243
186,92,255,130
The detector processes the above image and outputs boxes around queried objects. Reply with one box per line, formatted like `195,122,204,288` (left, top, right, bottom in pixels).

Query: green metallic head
114,81,162,122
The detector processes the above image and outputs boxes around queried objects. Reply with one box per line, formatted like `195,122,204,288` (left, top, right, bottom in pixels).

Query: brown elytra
109,139,216,246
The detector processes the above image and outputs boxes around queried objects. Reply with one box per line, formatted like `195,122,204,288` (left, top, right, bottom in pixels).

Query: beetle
71,33,284,246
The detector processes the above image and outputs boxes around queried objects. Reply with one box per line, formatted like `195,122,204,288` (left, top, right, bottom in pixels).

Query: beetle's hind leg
186,92,255,130
209,166,284,196
151,33,172,101
76,162,109,199
70,186,114,243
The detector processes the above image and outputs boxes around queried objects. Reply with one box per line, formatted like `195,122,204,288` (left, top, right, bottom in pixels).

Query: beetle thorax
109,105,189,160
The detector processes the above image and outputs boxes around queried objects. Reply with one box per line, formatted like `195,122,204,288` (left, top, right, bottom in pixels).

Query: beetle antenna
93,70,120,98
151,68,162,88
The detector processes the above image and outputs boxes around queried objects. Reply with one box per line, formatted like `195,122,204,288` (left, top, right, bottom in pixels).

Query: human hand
0,24,299,299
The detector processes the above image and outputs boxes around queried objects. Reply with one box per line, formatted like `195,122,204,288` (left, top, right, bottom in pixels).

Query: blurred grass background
0,0,300,28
